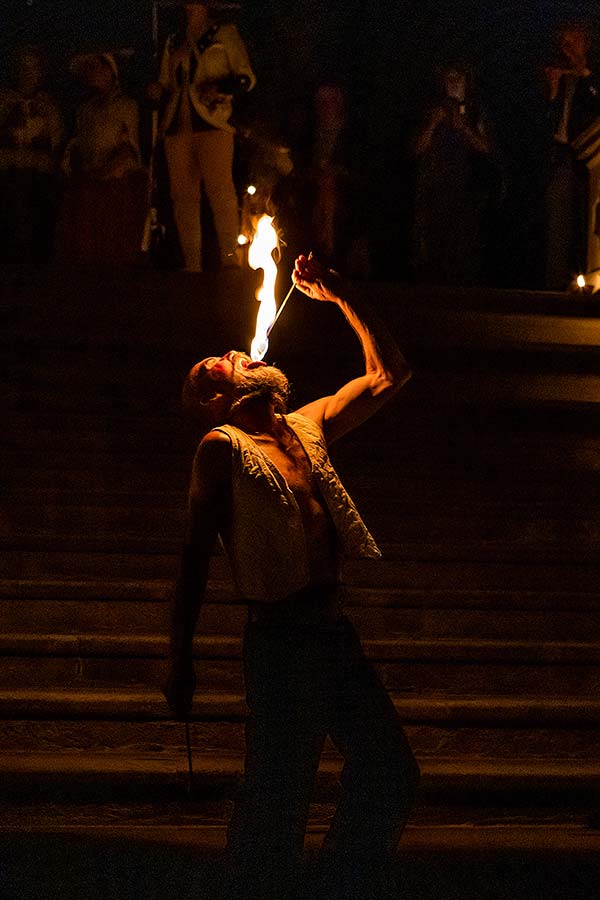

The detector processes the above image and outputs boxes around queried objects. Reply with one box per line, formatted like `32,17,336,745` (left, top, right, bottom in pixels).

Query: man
147,1,255,271
166,254,420,899
544,21,600,288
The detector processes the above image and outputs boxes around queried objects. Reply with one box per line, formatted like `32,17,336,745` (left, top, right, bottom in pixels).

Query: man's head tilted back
182,350,290,431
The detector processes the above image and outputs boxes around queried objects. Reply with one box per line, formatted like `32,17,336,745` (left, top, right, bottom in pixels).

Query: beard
226,365,290,418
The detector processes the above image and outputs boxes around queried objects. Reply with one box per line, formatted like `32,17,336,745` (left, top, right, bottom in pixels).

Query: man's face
560,29,591,68
443,70,466,102
190,350,266,395
186,350,290,423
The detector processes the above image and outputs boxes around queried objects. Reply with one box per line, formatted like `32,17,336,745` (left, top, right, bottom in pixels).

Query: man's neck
229,397,284,438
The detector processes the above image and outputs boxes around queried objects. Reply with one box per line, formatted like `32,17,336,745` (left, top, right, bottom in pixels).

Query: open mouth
241,359,267,370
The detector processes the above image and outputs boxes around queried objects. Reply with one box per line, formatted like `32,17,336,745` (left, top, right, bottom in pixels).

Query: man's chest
254,437,315,500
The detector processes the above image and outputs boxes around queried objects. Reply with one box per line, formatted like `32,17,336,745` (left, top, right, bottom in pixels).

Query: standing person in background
0,45,63,264
285,82,370,278
147,1,255,272
412,61,495,286
544,21,600,289
55,52,147,265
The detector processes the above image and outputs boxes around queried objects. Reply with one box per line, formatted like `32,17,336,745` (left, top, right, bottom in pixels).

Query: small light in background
237,234,249,246
577,274,586,289
246,185,257,196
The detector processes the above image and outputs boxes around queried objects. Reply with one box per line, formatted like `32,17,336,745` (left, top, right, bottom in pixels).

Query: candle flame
248,215,279,361
577,274,586,288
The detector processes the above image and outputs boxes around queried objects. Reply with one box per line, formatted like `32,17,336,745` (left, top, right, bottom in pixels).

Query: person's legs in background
165,132,202,271
196,129,240,267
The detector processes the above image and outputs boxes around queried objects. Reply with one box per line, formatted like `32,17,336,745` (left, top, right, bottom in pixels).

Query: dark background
1,0,599,284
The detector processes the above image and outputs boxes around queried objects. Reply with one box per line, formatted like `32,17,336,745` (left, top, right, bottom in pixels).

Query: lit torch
248,215,279,361
247,214,298,361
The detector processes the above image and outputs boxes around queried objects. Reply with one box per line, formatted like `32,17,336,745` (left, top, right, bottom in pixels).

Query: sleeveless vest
212,412,381,601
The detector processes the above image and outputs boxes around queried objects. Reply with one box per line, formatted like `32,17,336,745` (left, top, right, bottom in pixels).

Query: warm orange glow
248,215,279,361
577,274,586,288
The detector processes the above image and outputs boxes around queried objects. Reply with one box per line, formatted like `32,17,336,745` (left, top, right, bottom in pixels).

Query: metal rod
184,719,194,794
266,281,296,337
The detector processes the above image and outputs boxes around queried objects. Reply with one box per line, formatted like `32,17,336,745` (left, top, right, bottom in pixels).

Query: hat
70,51,120,81
159,1,241,8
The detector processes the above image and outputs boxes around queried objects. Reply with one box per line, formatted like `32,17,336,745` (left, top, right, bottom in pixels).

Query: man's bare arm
293,256,411,444
165,432,231,717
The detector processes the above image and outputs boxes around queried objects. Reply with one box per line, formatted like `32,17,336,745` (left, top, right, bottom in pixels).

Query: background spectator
411,61,496,286
55,51,147,265
147,0,255,272
544,20,600,289
0,45,63,263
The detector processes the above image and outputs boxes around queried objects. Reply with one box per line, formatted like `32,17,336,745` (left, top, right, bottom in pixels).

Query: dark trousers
225,615,420,900
545,143,587,289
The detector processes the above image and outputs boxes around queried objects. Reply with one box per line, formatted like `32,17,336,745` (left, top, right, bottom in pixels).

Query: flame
248,215,279,361
577,274,586,288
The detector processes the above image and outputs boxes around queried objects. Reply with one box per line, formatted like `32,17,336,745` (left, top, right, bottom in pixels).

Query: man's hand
146,81,165,104
164,658,197,720
292,254,343,303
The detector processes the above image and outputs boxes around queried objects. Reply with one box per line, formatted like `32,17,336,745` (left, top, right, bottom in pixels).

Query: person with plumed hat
55,51,147,264
147,1,255,271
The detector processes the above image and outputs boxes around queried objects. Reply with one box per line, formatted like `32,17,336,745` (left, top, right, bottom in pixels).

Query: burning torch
247,214,298,361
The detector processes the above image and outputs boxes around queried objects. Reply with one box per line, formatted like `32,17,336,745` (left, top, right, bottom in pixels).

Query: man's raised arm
293,255,411,444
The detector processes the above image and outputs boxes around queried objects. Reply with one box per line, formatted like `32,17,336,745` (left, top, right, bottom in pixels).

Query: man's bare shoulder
200,429,231,447
291,399,330,428
192,429,232,489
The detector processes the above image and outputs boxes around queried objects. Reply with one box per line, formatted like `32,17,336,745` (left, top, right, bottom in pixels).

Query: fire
248,215,279,361
577,274,586,288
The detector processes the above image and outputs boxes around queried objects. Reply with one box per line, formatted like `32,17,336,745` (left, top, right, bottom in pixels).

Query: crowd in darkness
1,2,599,291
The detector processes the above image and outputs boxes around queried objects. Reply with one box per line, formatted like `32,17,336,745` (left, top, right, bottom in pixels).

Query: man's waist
248,582,344,625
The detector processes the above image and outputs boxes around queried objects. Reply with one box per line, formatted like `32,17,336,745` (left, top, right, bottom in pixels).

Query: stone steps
4,597,599,641
3,577,600,610
2,716,600,759
5,531,600,564
3,551,599,594
6,499,600,538
2,749,599,804
2,826,599,900
2,687,600,726
2,654,599,697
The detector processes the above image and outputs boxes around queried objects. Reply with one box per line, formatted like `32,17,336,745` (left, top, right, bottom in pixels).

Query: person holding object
543,21,600,288
412,61,495,286
166,255,420,899
147,1,255,271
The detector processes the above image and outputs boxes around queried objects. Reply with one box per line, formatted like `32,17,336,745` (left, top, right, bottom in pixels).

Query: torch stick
266,281,296,338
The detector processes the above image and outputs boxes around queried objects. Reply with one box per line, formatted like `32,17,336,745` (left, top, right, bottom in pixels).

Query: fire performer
166,254,420,899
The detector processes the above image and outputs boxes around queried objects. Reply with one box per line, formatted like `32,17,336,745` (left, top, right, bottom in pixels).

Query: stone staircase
1,266,600,896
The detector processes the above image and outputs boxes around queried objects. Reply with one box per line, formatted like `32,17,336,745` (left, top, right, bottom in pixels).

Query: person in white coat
148,1,255,271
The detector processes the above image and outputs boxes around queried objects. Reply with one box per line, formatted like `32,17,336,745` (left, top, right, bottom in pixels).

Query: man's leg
164,132,203,271
195,129,240,266
318,618,420,899
225,623,329,900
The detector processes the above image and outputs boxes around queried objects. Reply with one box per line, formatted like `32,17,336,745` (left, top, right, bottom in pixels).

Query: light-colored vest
213,412,381,601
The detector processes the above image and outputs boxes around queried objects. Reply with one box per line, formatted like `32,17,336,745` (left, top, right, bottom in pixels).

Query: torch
247,215,297,361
